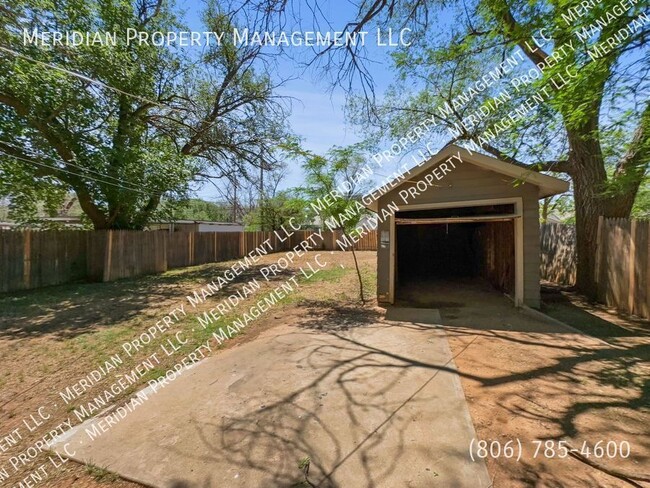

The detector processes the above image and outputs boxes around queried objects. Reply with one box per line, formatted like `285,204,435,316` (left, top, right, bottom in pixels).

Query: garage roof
363,144,570,212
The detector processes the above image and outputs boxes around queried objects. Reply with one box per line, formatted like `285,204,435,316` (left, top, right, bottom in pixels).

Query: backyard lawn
0,251,376,487
0,250,648,487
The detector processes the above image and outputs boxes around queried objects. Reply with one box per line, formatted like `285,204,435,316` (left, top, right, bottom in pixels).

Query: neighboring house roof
545,213,564,224
364,144,570,211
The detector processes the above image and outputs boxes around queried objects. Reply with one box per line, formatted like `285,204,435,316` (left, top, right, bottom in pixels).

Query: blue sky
180,0,401,199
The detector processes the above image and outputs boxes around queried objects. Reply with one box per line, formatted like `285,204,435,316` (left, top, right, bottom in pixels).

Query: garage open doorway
393,203,518,307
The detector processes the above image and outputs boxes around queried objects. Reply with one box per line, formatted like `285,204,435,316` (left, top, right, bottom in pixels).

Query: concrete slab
384,307,441,324
52,318,490,488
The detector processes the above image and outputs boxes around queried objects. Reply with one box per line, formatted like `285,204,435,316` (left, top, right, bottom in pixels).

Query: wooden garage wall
475,221,515,293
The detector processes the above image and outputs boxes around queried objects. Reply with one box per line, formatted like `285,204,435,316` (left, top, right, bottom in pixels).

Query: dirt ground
1,252,648,487
432,279,650,488
0,251,376,487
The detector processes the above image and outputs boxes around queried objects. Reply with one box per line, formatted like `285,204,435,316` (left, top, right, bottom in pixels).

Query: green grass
85,462,119,482
301,265,348,283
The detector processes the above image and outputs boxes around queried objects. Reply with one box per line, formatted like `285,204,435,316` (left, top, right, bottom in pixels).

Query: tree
540,194,575,224
631,176,650,218
330,0,649,298
0,0,289,229
165,198,232,222
231,0,649,297
244,190,310,231
301,145,372,302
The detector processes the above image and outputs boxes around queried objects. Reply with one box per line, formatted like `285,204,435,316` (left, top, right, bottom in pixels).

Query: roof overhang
363,144,570,212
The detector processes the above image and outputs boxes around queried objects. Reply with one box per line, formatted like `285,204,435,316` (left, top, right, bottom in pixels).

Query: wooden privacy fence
595,217,649,319
0,229,377,293
540,219,650,319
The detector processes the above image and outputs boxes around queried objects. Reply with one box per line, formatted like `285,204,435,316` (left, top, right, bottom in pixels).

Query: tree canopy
341,0,649,296
0,0,289,229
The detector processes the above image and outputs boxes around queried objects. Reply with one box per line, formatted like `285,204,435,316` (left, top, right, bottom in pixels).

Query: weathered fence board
540,219,650,320
353,229,378,251
0,230,89,293
540,223,577,286
633,221,649,318
101,231,168,281
0,228,377,293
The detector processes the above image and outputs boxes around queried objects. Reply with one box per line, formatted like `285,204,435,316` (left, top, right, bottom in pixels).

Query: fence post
628,219,637,313
595,216,603,287
647,221,650,319
103,230,113,282
187,232,192,266
23,230,31,289
161,232,168,272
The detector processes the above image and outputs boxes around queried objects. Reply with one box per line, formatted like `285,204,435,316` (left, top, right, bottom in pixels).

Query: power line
0,45,252,198
2,151,148,194
0,44,249,168
0,45,168,108
0,138,143,189
0,44,234,141
0,150,150,195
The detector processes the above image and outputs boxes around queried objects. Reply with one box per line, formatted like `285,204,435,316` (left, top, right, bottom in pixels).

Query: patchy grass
85,462,119,483
0,251,376,487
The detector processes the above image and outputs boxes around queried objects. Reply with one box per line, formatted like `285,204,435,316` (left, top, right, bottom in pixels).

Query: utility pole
232,177,237,223
259,158,265,231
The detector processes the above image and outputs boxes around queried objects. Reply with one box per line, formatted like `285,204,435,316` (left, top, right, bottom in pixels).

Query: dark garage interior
395,206,515,304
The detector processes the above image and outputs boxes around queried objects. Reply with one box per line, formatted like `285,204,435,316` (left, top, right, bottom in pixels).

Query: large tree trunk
75,188,109,229
568,122,643,300
567,123,607,300
571,174,604,299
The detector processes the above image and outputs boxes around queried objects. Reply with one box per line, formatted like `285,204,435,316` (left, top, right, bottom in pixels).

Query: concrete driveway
52,308,490,488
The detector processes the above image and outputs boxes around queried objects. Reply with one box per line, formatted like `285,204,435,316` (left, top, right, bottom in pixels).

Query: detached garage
365,145,569,308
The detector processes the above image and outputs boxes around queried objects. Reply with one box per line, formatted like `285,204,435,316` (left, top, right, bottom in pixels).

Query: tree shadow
436,293,650,485
0,262,295,340
154,302,484,488
158,295,649,486
541,283,648,339
295,299,384,332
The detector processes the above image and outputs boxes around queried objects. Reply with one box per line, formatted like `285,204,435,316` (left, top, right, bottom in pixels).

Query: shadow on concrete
175,294,649,487
111,300,488,488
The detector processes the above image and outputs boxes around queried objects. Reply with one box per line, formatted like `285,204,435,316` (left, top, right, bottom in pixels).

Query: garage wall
375,161,541,307
476,221,515,293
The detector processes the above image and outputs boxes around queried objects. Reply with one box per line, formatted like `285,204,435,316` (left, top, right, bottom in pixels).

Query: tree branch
488,2,549,66
478,140,571,173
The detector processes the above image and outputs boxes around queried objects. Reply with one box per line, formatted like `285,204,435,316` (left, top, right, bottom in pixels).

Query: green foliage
298,456,311,471
353,0,648,207
167,199,232,222
632,177,650,218
540,194,576,223
244,191,310,231
300,145,371,233
85,462,118,482
0,0,289,229
300,144,372,302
